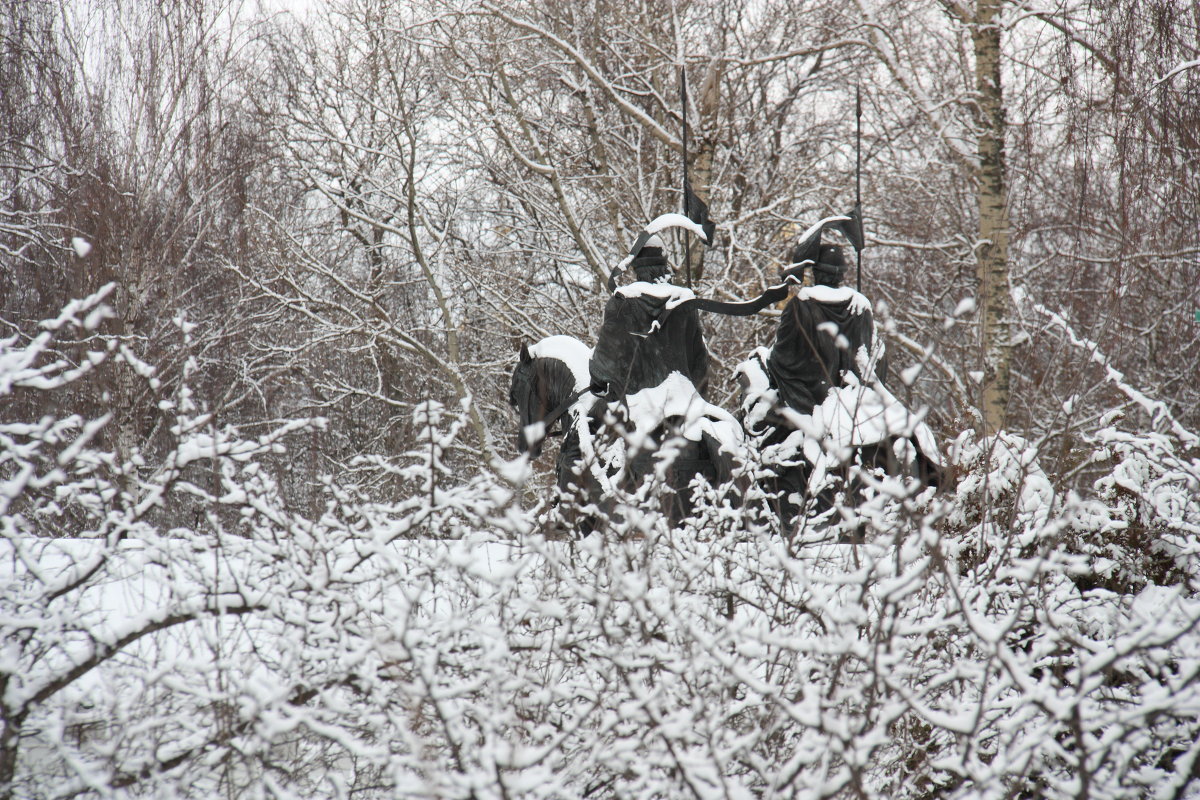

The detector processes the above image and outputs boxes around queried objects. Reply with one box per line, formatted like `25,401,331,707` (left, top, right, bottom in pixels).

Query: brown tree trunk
972,0,1012,433
684,60,723,285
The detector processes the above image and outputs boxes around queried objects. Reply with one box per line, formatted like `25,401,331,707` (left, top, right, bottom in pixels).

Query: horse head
509,337,593,460
509,343,548,458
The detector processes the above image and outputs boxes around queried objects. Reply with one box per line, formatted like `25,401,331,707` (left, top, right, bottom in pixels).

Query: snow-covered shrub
1027,296,1200,593
1067,425,1200,591
5,291,1200,799
0,291,332,796
943,430,1058,573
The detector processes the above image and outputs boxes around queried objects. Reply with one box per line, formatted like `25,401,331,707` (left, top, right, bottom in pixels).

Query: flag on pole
683,179,716,246
832,203,864,254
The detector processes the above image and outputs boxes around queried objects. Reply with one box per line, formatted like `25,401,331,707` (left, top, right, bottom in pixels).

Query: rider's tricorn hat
632,233,670,282
788,223,848,287
790,235,821,268
813,244,847,284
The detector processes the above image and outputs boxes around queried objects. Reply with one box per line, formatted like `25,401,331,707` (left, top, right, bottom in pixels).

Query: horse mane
531,355,581,411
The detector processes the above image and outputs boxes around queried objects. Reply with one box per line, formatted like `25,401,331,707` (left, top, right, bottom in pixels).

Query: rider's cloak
589,282,709,401
767,285,882,416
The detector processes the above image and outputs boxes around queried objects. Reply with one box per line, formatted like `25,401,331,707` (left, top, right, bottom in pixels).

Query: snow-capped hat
608,214,707,292
632,233,670,282
787,229,846,286
813,244,846,286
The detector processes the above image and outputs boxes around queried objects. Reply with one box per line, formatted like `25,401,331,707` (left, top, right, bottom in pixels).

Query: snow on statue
587,222,738,522
590,232,707,400
740,222,943,532
768,238,881,414
510,212,941,536
508,217,740,533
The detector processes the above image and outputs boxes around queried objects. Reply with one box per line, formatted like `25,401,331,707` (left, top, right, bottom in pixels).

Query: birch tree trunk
972,0,1012,433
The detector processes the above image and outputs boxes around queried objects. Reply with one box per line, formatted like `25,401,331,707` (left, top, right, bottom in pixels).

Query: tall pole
680,65,693,289
855,84,863,293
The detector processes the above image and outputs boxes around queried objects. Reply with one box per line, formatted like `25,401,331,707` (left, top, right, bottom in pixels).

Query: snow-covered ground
5,292,1200,799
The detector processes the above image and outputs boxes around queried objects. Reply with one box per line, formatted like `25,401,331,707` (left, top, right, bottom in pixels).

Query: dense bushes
2,294,1198,798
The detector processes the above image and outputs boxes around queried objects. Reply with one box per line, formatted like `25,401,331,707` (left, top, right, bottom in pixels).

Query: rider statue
767,236,883,415
589,233,709,402
754,232,885,529
587,229,737,518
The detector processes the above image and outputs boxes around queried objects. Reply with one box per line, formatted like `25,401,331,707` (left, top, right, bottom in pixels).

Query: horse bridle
513,361,589,445
539,387,589,439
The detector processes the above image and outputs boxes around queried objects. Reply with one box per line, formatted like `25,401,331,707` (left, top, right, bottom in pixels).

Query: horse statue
509,215,943,537
509,335,743,533
736,344,943,534
603,369,743,522
508,334,939,538
508,333,606,479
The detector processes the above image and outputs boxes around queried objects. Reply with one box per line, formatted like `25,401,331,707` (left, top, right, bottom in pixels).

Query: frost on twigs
3,296,1200,799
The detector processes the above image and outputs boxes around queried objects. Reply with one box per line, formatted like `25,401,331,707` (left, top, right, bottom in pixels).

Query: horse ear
519,342,531,363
